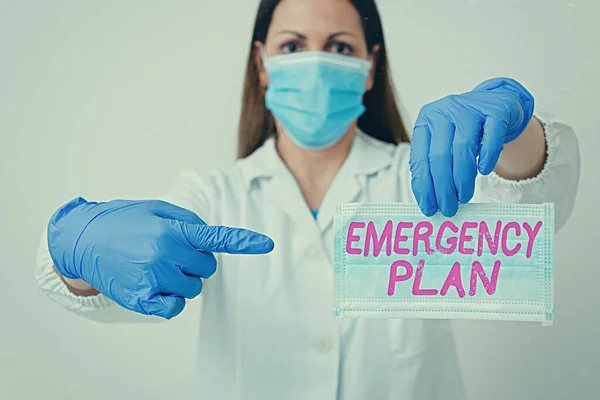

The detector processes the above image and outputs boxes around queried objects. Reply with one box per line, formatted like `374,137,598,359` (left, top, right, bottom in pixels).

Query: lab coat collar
237,129,395,233
238,129,393,190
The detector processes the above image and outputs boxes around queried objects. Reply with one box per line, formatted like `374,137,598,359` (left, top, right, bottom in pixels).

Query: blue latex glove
409,77,535,217
48,197,274,319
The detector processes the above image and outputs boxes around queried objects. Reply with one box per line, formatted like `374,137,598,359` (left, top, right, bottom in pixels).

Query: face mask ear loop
260,44,268,70
365,50,375,74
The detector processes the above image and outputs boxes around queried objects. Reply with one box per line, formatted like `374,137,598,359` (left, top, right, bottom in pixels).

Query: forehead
269,0,363,35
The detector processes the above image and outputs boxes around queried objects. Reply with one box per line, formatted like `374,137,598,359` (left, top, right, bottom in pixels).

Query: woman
37,0,580,399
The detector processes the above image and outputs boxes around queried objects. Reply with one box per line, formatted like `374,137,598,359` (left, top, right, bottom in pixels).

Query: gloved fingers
138,294,186,320
428,112,459,217
156,272,204,299
177,246,218,278
478,116,508,175
181,223,275,255
148,200,207,225
470,78,534,144
409,123,437,217
159,219,219,277
452,116,483,204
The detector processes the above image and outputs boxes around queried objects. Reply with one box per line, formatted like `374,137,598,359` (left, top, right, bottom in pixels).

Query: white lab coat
36,112,580,400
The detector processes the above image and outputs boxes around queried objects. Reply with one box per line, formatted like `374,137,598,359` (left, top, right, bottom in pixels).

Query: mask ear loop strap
259,44,276,137
260,45,268,69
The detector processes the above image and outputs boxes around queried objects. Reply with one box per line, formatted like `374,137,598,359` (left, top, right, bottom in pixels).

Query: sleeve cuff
35,228,115,313
477,112,568,197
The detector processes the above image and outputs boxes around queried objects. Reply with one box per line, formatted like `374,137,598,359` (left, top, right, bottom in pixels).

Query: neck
276,124,357,210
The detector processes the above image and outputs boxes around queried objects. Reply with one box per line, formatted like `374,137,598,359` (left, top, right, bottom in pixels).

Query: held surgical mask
333,203,555,326
263,49,372,149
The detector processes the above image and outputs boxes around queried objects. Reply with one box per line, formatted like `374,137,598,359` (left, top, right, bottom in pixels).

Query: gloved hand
48,197,274,319
409,77,535,217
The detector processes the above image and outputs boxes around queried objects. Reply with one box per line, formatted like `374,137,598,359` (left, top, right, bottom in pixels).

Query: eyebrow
276,30,356,40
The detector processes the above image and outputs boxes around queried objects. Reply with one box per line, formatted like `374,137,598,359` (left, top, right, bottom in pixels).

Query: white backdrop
1,0,598,399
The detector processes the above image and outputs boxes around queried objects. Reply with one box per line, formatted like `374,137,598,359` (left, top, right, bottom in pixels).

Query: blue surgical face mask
333,202,555,326
263,49,372,150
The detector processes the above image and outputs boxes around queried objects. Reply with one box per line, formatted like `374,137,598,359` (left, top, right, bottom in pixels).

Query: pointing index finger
182,223,275,254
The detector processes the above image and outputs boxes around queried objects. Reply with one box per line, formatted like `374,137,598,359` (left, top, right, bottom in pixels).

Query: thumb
478,116,507,175
181,223,275,255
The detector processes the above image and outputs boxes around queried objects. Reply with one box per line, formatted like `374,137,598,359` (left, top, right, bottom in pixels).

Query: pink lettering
387,260,413,296
413,222,434,256
346,222,365,255
501,222,522,256
394,222,412,255
436,221,459,254
412,259,438,296
477,221,501,257
523,221,543,259
458,221,478,255
365,220,393,257
469,260,501,296
440,262,466,298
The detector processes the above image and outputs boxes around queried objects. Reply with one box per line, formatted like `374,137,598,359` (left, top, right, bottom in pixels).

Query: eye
328,42,353,55
281,41,302,53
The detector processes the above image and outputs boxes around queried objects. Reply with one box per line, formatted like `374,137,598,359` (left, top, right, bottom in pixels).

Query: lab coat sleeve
34,169,222,323
157,169,222,225
472,112,581,231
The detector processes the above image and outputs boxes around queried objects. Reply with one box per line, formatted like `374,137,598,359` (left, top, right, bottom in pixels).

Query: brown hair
237,0,410,158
